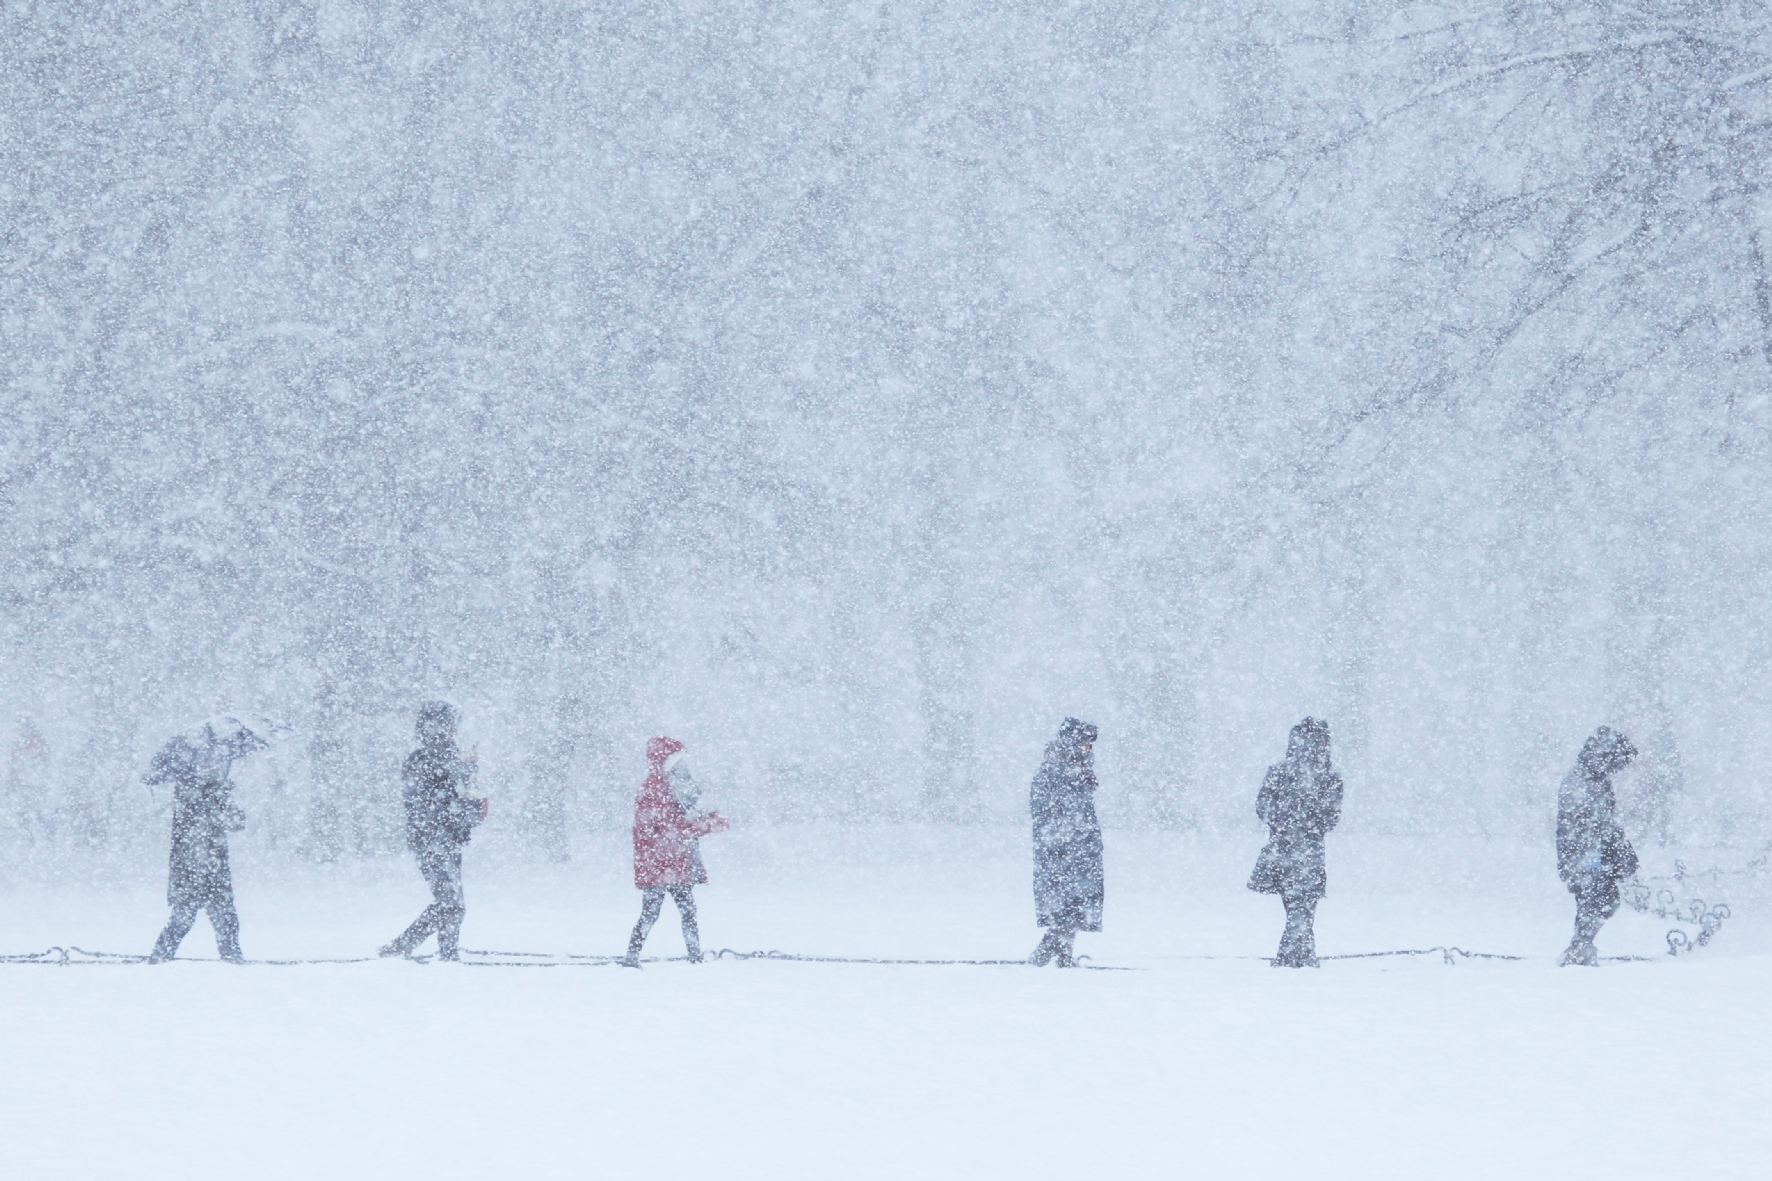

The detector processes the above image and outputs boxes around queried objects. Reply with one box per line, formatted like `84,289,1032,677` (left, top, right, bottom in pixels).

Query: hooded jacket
1030,718,1105,932
1557,727,1638,889
633,737,727,888
402,738,482,853
1247,718,1343,902
166,764,245,907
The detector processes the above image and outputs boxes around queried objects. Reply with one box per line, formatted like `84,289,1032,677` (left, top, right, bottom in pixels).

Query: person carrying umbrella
1247,717,1343,968
381,701,487,962
623,737,728,967
1029,717,1103,968
145,716,287,964
1557,727,1639,966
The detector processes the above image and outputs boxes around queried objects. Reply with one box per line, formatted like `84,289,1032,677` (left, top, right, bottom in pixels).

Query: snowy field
2,828,1768,1179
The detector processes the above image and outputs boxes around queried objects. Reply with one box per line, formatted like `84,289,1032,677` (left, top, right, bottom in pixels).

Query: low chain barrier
1615,841,1772,955
1620,881,1730,955
0,947,146,965
0,944,1538,969
1321,946,1524,965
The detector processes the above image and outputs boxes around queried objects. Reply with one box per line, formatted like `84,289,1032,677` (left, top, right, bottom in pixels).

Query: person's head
1056,717,1098,761
646,735,685,770
1578,726,1635,777
416,701,461,748
1287,717,1331,770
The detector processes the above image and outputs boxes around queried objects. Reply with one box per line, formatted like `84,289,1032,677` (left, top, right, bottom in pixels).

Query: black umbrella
144,714,293,789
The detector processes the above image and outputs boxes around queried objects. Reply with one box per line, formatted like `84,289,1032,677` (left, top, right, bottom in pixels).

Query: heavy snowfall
4,2,1771,1177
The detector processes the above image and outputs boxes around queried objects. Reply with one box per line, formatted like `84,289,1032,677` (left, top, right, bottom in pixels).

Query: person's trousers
1030,928,1077,967
1276,894,1319,966
628,885,699,959
151,877,241,962
1568,877,1621,957
391,845,466,959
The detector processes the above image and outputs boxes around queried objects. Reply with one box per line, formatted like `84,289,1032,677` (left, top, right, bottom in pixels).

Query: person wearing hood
1028,718,1103,968
1557,726,1639,966
147,745,248,964
1247,717,1343,968
624,737,728,967
380,701,487,962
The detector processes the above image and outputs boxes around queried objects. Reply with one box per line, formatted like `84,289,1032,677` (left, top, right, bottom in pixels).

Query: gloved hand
477,797,490,822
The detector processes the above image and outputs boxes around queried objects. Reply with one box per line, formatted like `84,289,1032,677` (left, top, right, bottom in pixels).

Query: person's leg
625,888,666,963
149,901,202,963
433,849,465,961
385,905,437,955
207,876,243,963
668,885,701,962
1296,897,1319,966
1053,929,1078,968
1562,896,1600,965
1565,879,1619,965
1276,895,1314,966
383,847,453,956
1029,929,1062,966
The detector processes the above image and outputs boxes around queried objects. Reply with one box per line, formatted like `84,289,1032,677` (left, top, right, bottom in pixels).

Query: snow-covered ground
2,828,1767,1179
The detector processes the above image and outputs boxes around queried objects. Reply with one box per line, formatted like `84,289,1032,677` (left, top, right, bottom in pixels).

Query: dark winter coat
1030,720,1104,933
1557,732,1638,892
402,741,482,854
166,768,244,908
1248,721,1343,902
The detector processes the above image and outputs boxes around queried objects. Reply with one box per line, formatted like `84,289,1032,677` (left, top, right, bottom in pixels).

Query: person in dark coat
1556,726,1638,966
147,748,248,963
1247,717,1343,968
1029,718,1103,968
380,702,486,962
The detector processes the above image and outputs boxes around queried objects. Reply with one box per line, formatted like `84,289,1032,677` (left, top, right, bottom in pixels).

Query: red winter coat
632,736,727,887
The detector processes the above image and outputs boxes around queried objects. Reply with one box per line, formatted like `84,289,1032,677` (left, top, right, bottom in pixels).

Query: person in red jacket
623,736,728,966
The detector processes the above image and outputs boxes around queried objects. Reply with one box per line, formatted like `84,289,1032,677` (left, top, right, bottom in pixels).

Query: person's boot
146,930,179,965
1297,925,1319,969
1274,906,1319,967
378,941,410,958
1560,940,1598,967
1028,931,1057,966
683,921,703,964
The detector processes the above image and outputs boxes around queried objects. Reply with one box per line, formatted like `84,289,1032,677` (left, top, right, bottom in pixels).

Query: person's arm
451,751,489,824
219,780,247,833
685,810,730,836
1255,767,1280,826
1319,773,1343,834
634,787,674,840
1029,767,1065,844
1556,775,1600,876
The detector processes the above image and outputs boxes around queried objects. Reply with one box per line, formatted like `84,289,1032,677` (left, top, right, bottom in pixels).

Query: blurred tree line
3,0,1770,879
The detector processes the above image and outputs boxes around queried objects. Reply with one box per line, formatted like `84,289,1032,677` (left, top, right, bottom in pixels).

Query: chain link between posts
1616,840,1772,954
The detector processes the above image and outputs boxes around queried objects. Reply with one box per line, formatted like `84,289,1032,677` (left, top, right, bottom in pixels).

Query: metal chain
1620,880,1731,955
